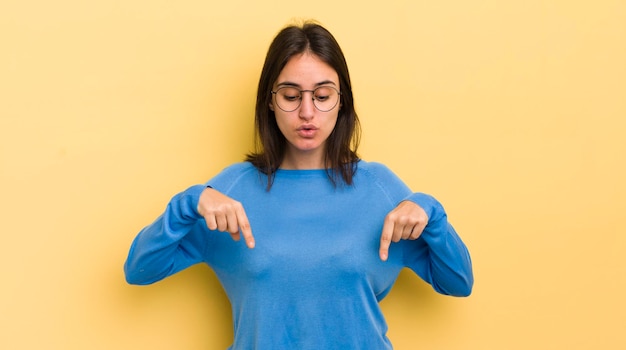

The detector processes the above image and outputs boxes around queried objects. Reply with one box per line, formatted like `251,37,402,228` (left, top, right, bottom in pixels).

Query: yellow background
1,0,625,349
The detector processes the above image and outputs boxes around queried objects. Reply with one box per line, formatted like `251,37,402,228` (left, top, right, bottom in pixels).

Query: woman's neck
280,150,326,170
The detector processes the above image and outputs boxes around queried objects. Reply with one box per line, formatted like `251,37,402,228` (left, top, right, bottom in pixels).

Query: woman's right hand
197,187,255,248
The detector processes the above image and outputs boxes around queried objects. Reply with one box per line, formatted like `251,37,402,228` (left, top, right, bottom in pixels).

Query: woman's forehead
275,53,339,88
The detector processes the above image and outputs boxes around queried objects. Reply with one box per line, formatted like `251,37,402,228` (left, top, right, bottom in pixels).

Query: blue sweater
124,161,473,349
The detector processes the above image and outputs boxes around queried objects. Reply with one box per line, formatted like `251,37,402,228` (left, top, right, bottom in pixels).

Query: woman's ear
269,102,274,111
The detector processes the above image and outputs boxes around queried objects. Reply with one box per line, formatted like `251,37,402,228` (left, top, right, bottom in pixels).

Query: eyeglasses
271,86,341,112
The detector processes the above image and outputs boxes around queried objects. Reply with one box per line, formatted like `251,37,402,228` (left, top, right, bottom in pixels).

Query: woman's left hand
379,200,428,261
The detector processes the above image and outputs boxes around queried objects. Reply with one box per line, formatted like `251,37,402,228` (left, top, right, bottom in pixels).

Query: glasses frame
270,86,342,112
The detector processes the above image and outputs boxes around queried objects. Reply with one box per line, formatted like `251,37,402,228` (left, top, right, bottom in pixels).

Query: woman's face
271,52,340,169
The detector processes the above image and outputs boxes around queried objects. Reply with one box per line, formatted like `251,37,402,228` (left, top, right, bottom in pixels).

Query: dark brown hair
246,21,361,189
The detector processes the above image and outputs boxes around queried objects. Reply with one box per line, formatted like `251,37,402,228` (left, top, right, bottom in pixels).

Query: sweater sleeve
124,184,209,285
363,161,473,297
403,193,474,297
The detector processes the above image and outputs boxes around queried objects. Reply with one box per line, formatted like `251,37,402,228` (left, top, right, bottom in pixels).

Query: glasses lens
313,86,339,112
275,87,301,112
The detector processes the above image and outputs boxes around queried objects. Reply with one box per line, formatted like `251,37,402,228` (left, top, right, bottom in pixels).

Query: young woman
124,21,473,349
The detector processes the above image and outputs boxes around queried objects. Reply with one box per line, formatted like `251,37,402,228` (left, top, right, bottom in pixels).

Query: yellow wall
1,0,625,349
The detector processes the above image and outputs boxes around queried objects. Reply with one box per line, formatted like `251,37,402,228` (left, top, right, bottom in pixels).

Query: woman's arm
123,184,208,285
365,161,473,296
403,193,474,297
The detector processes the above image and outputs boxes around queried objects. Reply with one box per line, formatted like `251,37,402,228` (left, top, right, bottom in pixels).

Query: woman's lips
297,125,318,138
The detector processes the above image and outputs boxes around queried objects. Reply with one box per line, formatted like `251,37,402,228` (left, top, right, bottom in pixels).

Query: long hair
246,21,361,189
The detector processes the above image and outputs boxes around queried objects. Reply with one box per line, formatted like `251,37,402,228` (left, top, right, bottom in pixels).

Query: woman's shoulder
356,159,396,178
207,162,259,189
356,159,411,198
220,161,256,173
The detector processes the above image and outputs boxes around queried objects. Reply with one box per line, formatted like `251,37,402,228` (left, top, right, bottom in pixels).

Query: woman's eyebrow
276,80,338,88
276,81,300,88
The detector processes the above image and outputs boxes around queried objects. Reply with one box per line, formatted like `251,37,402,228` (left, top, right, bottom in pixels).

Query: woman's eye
280,88,300,101
315,95,329,101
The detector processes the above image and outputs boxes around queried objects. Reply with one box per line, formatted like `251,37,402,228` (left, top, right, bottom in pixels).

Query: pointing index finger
379,220,394,261
236,206,255,249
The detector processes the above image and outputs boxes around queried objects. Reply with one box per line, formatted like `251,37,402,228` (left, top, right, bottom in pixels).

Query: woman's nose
298,94,315,119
